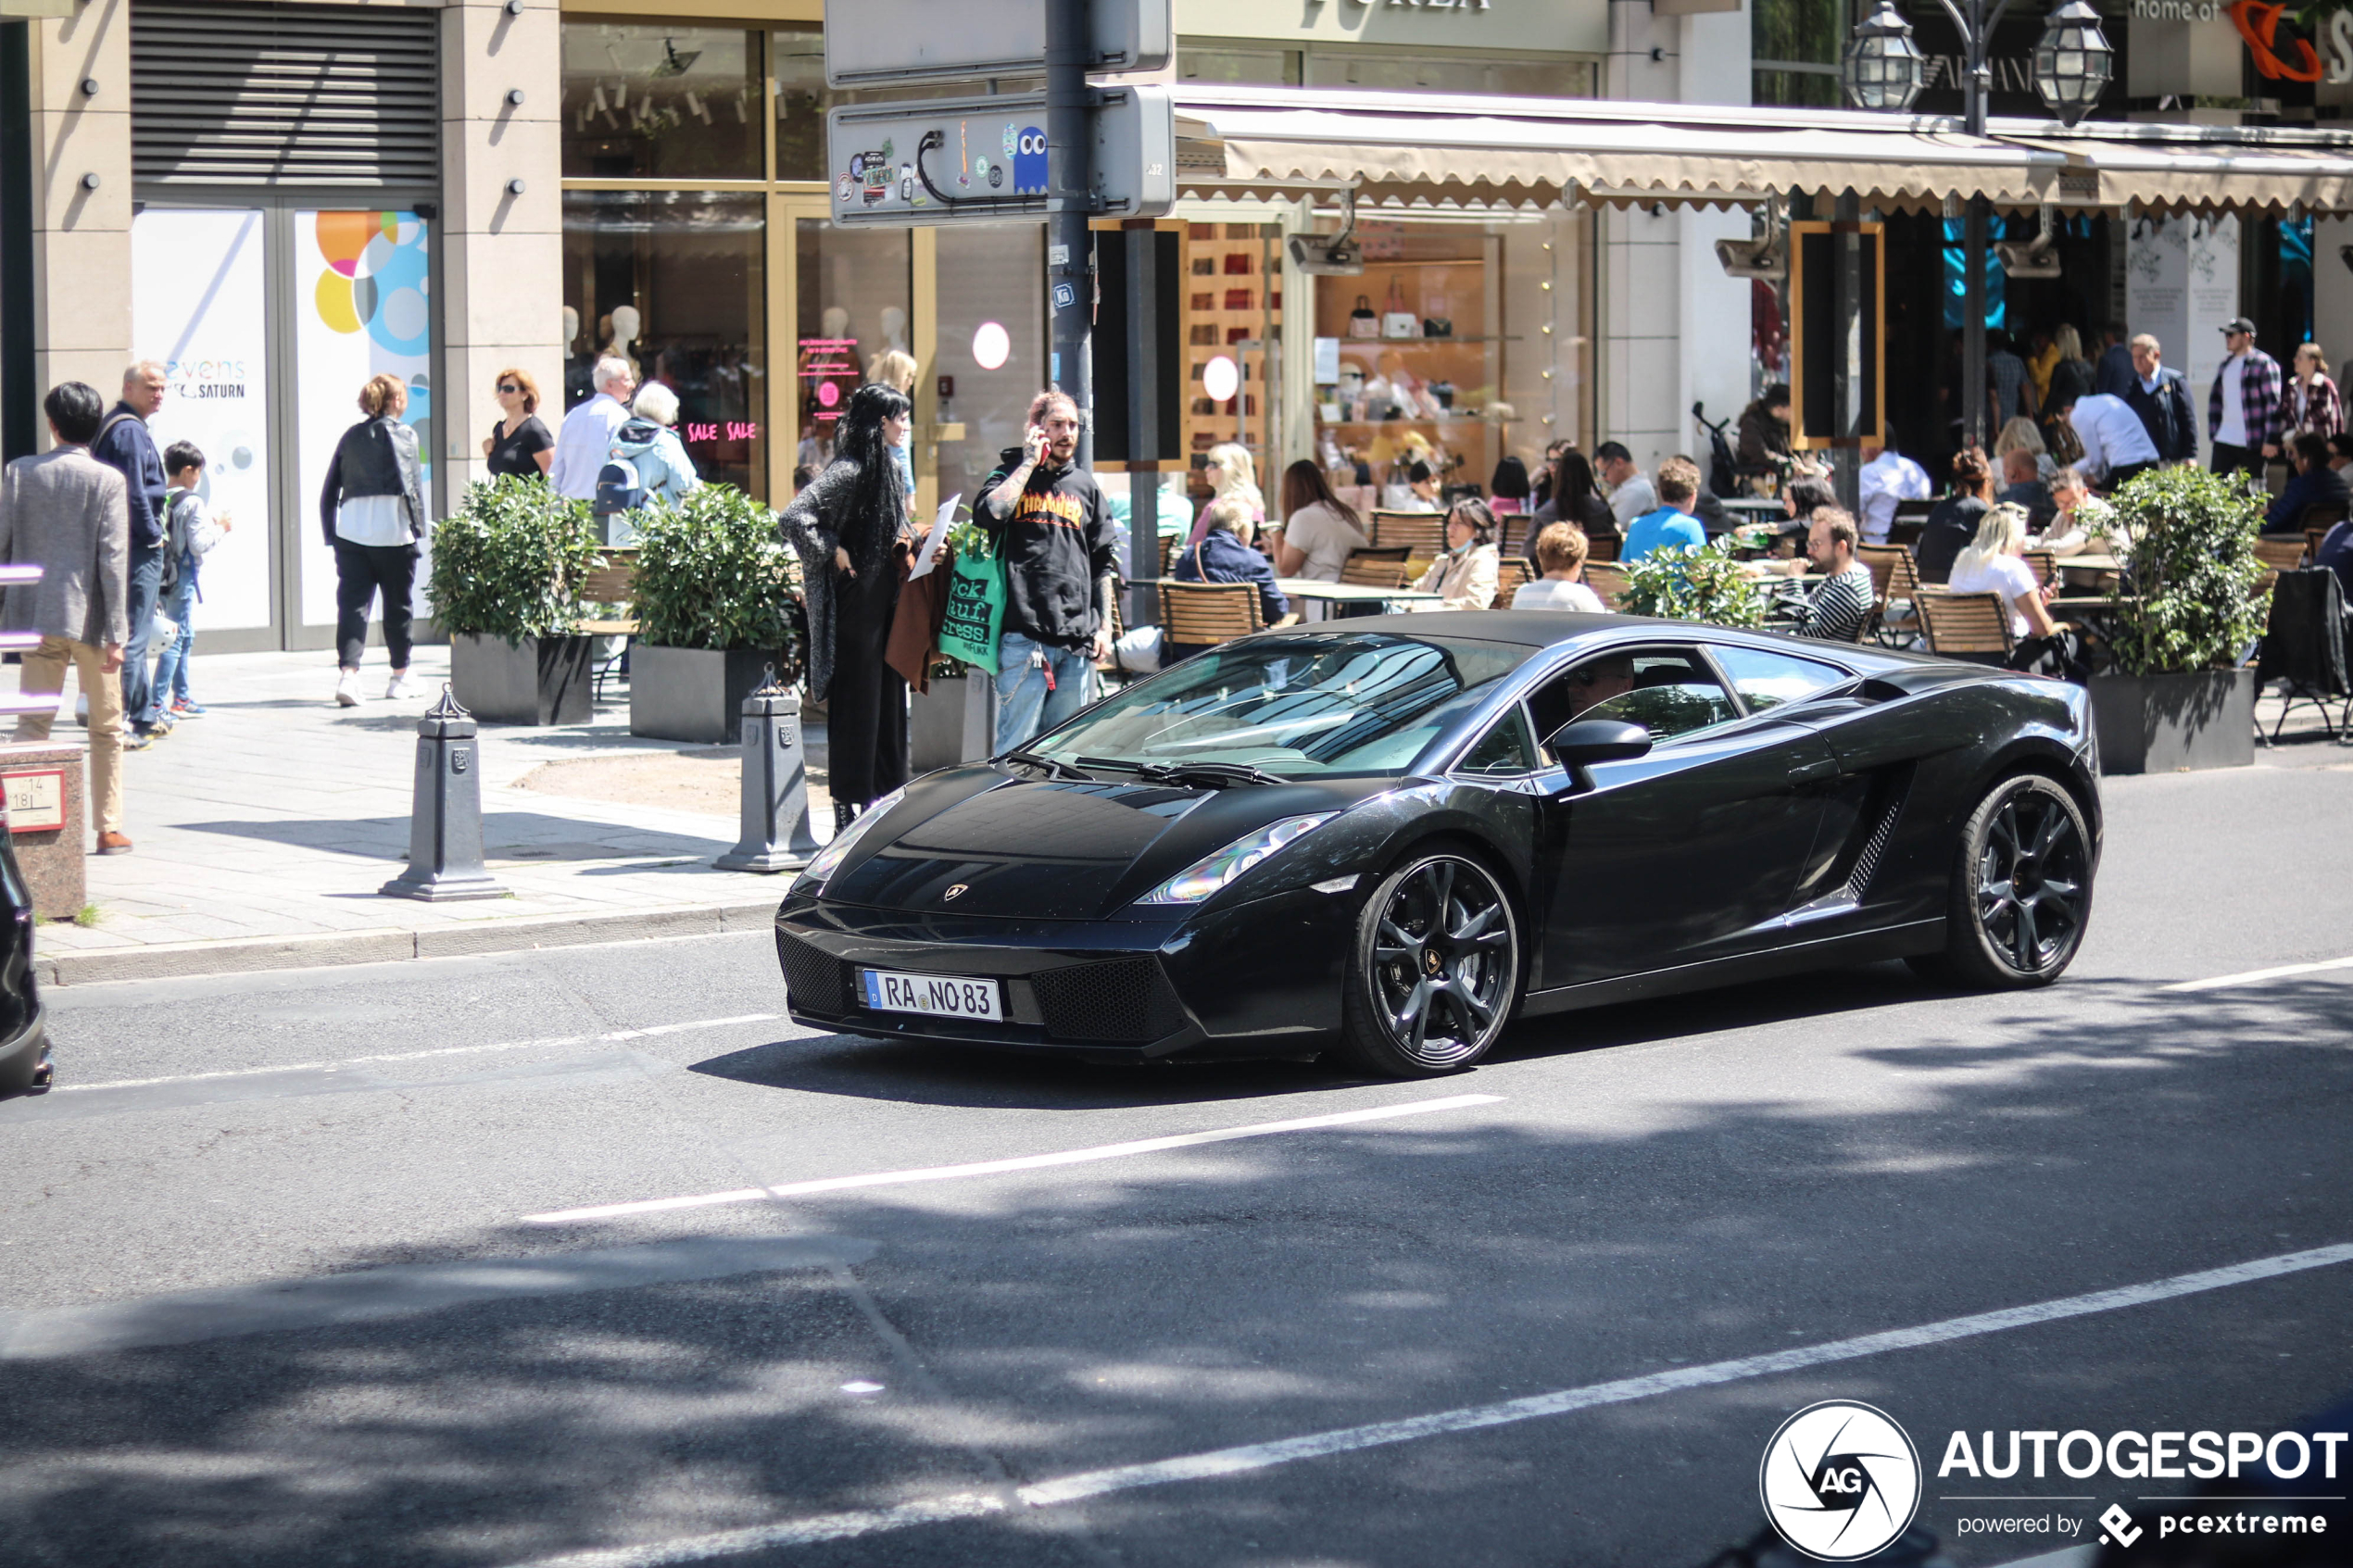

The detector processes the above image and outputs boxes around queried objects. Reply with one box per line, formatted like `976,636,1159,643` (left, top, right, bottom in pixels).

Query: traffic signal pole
1046,0,1095,466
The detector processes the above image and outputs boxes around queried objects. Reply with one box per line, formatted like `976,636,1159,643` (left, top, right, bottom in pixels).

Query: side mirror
1544,719,1652,792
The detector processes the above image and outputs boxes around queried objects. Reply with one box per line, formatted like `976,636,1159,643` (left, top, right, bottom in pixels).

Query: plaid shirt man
2208,345,2284,453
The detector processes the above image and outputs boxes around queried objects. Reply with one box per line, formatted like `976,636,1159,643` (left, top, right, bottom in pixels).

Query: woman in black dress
780,382,914,829
481,367,554,479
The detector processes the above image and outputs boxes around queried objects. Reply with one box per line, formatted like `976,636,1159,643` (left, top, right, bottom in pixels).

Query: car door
1526,643,1841,990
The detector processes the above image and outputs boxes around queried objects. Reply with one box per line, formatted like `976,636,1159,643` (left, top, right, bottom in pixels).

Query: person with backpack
149,440,231,721
320,373,426,708
594,383,698,544
89,362,170,746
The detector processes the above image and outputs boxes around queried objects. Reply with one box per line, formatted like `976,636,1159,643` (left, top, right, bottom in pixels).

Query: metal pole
1961,0,1989,451
1046,0,1094,468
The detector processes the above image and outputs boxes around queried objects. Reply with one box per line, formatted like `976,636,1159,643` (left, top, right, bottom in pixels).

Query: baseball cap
2221,316,2258,335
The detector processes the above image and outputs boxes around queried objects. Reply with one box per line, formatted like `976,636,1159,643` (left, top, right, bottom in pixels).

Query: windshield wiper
1077,755,1284,788
1002,749,1091,782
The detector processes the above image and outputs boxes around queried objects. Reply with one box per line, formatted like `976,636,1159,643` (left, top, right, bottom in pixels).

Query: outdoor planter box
450,633,594,727
2087,667,2258,774
630,645,789,745
909,673,996,773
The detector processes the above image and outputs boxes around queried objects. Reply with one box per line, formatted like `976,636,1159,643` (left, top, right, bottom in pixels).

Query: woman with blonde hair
2286,342,2343,441
321,372,426,706
1947,502,2083,677
1993,416,2055,480
1185,441,1265,548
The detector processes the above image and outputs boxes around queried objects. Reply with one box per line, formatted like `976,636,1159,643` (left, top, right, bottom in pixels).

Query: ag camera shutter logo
1760,1400,1923,1561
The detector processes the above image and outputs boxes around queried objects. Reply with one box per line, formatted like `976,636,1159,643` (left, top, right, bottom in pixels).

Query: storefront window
1752,0,1844,107
934,226,1046,510
561,190,767,496
774,27,829,181
561,24,763,181
794,220,911,477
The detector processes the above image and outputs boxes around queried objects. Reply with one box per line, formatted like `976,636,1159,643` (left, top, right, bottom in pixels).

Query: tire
1334,850,1521,1077
1928,772,2094,989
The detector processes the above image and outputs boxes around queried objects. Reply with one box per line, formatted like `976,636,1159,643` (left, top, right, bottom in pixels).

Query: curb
34,900,786,987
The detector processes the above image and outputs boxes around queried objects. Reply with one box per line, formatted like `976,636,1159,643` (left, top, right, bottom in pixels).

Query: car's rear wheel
1913,772,2093,989
1335,851,1520,1076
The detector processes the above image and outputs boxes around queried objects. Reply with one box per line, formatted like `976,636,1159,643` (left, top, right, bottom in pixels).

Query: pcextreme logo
1760,1401,1925,1562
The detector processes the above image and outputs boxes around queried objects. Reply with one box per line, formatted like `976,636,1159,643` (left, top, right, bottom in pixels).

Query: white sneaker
334,670,363,708
385,671,414,700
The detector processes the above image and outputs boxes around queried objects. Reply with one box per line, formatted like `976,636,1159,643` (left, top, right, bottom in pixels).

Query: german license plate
861,969,1002,1021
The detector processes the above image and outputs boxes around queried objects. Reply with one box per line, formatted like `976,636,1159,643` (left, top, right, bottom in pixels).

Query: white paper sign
1314,336,1341,383
908,494,960,579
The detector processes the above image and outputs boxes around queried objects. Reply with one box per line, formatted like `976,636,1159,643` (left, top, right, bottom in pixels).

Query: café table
1275,579,1445,616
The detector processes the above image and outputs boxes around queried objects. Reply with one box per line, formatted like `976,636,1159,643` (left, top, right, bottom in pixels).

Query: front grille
775,931,849,1014
1032,959,1185,1044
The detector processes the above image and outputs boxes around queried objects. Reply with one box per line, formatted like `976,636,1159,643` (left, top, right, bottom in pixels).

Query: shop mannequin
879,306,908,352
607,304,643,381
561,306,580,355
822,305,850,343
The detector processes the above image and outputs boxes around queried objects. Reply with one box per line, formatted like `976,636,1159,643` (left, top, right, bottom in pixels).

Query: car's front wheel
1335,850,1521,1076
1915,772,2094,989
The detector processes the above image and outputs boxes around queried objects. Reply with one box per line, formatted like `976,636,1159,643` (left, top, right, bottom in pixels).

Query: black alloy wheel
1919,772,2094,989
1337,851,1520,1076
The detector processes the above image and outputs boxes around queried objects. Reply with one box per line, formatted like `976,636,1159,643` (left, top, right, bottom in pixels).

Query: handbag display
1222,253,1252,275
1349,294,1379,339
1224,287,1253,310
1189,292,1214,311
1423,318,1453,338
1381,278,1417,339
1189,323,1220,345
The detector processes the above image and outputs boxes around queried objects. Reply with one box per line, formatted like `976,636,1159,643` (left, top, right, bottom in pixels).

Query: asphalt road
3,757,2351,1568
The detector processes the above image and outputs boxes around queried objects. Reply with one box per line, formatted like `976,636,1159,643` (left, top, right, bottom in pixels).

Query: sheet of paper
908,494,959,579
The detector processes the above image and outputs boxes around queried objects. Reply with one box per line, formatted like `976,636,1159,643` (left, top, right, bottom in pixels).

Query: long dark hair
831,382,911,547
1279,458,1362,533
1552,449,1601,515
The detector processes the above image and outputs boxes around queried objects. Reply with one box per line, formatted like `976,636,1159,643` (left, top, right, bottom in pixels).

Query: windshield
1032,633,1529,778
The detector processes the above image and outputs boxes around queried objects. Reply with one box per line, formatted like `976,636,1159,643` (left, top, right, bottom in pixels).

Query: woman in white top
1270,460,1370,583
1411,497,1502,611
1184,442,1265,549
1946,504,2083,680
1512,521,1605,611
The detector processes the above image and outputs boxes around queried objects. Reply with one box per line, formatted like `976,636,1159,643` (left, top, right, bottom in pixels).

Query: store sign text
684,421,760,445
1343,0,1494,10
2140,0,2353,83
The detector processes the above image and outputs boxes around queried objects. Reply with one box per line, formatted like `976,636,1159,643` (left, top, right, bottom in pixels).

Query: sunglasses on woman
497,382,521,394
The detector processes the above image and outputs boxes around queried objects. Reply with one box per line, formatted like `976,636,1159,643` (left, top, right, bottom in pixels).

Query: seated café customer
1620,456,1708,564
1411,497,1503,610
2315,516,2353,596
1125,495,1296,669
1997,446,2055,528
2265,433,2350,534
1390,460,1442,513
1946,503,2085,680
1790,508,1874,643
1513,522,1605,611
2330,432,2353,472
1914,448,1996,584
2031,466,2117,556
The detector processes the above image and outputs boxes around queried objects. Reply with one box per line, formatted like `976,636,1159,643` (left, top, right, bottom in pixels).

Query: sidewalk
2,647,837,985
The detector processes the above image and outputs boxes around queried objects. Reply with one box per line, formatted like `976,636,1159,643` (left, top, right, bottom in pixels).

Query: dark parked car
774,612,2101,1077
0,829,46,1095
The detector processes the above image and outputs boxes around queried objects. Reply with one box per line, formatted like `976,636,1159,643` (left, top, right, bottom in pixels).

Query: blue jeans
120,545,162,730
993,632,1095,753
148,571,199,714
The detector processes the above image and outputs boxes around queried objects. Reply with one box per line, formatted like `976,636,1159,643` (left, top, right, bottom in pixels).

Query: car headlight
795,784,908,891
1138,813,1335,906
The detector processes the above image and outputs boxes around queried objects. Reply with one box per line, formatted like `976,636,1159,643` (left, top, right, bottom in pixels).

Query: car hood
823,765,1372,921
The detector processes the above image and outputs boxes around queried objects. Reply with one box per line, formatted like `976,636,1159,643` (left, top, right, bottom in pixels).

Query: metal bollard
715,665,821,873
381,686,509,901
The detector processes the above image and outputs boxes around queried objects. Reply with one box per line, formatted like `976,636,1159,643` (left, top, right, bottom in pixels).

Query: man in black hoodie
976,390,1121,752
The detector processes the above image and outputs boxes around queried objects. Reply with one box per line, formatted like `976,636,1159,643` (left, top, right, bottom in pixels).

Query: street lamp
1844,0,2115,446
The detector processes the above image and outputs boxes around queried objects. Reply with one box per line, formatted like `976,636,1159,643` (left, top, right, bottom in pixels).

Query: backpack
593,454,644,517
158,487,192,596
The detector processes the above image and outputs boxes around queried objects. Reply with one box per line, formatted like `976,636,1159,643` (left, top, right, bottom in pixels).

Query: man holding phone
976,390,1121,752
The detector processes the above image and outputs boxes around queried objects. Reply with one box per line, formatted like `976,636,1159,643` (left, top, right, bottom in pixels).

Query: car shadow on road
4,975,2349,1568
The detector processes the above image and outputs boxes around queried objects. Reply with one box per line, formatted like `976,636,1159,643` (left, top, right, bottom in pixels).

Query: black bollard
716,665,821,873
382,686,509,901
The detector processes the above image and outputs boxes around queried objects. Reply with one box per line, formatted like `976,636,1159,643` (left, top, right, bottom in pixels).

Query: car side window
1529,647,1739,754
1457,706,1539,776
1712,646,1850,714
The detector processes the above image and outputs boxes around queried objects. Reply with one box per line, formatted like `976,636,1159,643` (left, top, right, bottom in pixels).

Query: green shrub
1615,536,1768,629
2102,466,2269,676
626,484,803,659
427,477,600,645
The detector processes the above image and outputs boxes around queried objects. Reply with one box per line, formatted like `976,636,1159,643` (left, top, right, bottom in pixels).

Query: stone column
26,0,133,434
438,0,565,500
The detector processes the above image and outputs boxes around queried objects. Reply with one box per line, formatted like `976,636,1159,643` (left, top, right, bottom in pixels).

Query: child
153,440,231,721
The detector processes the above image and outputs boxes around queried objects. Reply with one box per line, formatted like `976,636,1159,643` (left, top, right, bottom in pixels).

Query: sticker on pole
1757,1400,1921,1562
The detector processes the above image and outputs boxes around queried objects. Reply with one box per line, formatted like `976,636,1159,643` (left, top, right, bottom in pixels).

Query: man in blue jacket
88,362,170,746
1164,495,1296,664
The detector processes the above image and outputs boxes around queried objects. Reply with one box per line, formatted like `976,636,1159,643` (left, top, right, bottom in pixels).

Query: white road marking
2164,955,2353,992
522,1094,1506,1223
504,1240,2353,1568
45,1014,783,1094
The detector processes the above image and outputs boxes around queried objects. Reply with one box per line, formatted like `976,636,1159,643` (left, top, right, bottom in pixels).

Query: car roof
1257,609,1943,670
